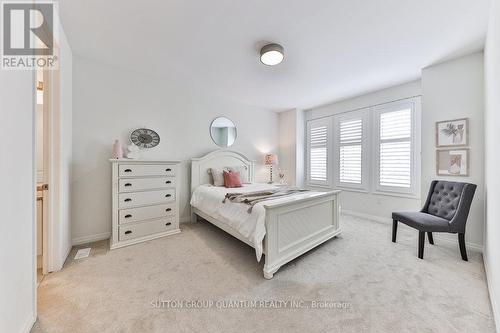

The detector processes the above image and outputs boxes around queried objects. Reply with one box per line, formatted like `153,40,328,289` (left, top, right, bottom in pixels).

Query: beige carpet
33,215,495,333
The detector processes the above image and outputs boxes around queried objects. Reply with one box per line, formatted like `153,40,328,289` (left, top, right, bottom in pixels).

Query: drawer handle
124,230,132,235
165,168,172,172
124,214,132,218
165,194,172,198
165,208,172,212
124,169,132,173
165,181,172,184
165,222,172,226
124,183,132,187
124,198,132,202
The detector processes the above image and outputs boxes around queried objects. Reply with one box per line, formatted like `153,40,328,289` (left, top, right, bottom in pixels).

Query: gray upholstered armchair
392,180,477,260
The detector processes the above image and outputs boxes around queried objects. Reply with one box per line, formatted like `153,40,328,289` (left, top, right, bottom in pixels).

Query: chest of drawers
110,159,181,249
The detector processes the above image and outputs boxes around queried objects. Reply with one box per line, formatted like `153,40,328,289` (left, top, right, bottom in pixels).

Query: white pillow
228,166,249,183
208,168,226,186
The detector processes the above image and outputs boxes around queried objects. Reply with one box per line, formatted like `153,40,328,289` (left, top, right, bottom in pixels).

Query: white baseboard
72,232,111,246
483,252,500,332
62,243,72,267
342,210,483,253
342,210,392,224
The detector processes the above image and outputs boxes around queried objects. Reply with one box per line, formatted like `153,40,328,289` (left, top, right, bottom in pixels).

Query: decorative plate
130,128,160,149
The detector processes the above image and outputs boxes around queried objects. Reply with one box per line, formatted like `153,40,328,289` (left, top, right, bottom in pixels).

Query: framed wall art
436,149,469,176
436,118,469,147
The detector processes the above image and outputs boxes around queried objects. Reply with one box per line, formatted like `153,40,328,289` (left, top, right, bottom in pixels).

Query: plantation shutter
339,119,362,184
379,108,412,188
307,119,330,185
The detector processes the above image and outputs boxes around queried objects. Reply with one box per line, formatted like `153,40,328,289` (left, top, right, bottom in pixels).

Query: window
340,119,362,183
306,97,420,197
333,110,369,190
306,118,331,186
374,100,420,195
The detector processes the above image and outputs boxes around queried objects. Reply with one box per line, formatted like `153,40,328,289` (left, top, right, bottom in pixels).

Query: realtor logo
1,1,58,69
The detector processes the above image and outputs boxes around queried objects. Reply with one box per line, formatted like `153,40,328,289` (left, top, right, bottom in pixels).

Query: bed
190,150,341,279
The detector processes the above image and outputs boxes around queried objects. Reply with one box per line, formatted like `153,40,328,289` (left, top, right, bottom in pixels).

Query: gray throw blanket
223,188,309,213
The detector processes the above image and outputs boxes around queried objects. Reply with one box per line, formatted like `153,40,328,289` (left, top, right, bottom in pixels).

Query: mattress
190,183,315,261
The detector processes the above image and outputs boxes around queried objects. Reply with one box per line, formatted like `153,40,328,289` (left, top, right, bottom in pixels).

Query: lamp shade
264,154,279,165
260,43,284,66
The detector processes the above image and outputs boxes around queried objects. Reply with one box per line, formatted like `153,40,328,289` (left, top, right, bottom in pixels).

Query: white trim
305,96,421,200
36,169,44,182
42,68,52,275
430,233,483,253
342,210,482,252
306,118,333,187
22,314,36,333
333,108,370,191
333,187,370,194
62,242,72,266
42,60,71,274
483,252,500,332
31,68,38,333
72,232,111,246
371,190,420,200
305,183,333,190
372,98,421,196
342,210,392,224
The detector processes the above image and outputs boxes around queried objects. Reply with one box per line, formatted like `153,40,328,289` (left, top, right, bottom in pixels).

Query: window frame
333,109,370,191
306,117,333,187
305,97,421,199
372,99,421,197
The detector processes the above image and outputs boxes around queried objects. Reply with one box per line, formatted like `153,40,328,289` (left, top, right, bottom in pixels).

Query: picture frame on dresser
110,159,181,249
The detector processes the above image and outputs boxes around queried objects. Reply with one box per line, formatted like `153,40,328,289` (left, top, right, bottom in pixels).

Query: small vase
112,140,123,159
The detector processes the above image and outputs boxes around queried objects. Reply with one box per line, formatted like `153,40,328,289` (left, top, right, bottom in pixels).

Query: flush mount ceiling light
260,43,284,66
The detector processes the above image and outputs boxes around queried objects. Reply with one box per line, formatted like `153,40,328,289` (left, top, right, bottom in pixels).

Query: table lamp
264,154,279,184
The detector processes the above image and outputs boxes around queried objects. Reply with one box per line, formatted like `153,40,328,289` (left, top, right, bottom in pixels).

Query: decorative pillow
208,168,227,186
223,171,242,188
228,166,249,183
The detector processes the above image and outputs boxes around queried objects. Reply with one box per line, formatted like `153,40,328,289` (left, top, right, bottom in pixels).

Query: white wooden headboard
191,150,255,193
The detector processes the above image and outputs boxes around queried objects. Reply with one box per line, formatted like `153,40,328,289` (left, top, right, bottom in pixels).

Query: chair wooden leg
392,220,398,243
427,232,434,245
418,231,425,259
458,233,468,261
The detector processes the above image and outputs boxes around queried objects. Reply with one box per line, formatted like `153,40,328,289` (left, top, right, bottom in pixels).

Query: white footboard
262,190,341,279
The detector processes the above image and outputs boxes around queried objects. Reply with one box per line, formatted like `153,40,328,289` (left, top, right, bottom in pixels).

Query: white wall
421,52,484,249
71,56,279,243
484,0,500,328
306,80,422,219
278,109,305,186
0,71,36,332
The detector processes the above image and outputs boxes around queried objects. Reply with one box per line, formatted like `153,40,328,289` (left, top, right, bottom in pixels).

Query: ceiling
59,0,491,111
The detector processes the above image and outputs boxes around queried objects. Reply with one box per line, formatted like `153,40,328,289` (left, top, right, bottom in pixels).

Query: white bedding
190,183,316,261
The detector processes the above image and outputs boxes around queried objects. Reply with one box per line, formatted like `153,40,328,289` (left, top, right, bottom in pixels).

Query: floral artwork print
440,123,464,144
436,119,468,147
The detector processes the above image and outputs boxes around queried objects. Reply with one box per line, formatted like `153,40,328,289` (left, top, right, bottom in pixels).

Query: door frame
35,47,63,279
41,68,53,275
31,11,69,329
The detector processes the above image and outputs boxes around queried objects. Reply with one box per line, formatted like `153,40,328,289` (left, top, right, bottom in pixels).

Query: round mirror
210,117,237,148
